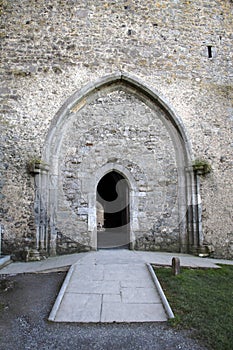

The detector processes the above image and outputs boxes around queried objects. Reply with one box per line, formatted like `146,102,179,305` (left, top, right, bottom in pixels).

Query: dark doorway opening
96,171,130,249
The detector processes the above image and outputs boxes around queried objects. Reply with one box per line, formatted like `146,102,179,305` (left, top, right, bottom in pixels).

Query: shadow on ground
0,272,207,350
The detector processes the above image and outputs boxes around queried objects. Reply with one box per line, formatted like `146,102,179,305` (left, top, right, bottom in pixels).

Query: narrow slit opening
207,46,212,58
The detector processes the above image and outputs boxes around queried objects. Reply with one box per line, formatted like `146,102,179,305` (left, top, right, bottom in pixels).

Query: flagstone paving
49,250,168,322
1,249,233,324
47,249,233,323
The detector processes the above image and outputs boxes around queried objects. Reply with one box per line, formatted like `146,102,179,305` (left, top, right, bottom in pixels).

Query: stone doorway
37,73,202,257
96,171,130,249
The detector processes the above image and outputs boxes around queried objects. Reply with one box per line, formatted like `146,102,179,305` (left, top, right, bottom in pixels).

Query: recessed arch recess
34,72,201,256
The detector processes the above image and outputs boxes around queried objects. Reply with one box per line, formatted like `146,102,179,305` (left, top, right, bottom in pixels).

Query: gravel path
0,272,207,350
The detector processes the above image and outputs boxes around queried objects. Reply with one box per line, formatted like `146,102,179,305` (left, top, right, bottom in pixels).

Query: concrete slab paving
1,249,233,324
0,252,88,274
2,250,232,275
67,280,121,294
55,293,102,323
120,279,155,288
101,302,167,323
47,250,233,323
49,251,170,323
121,287,161,304
103,264,149,281
103,294,121,303
71,264,104,281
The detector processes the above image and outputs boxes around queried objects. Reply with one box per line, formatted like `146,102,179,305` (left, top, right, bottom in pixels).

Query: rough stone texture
59,90,179,251
0,0,232,259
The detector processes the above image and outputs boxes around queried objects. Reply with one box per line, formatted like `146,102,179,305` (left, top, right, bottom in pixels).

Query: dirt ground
0,272,207,350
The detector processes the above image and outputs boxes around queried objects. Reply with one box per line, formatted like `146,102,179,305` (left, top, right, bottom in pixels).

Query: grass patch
154,265,233,350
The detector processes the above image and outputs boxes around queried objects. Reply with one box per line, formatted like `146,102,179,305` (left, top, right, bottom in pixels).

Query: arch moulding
88,162,139,250
33,72,202,256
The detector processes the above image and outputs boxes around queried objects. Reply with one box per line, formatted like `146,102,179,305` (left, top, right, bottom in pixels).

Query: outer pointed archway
34,72,202,256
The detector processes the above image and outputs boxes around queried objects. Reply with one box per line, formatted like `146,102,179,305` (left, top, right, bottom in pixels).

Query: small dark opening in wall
207,46,212,58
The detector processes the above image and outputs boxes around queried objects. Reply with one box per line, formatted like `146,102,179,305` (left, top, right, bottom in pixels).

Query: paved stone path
47,249,233,323
49,250,167,322
1,249,233,324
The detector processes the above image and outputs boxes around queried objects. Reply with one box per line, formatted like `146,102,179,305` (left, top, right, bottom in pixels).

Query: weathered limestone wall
58,90,179,251
0,0,232,259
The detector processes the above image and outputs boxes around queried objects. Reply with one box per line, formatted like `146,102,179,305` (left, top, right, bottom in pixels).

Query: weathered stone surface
0,0,232,259
57,90,179,251
56,232,91,255
172,257,181,276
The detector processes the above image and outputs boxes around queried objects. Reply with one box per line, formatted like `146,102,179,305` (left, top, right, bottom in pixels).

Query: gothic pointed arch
43,72,192,165
35,72,201,256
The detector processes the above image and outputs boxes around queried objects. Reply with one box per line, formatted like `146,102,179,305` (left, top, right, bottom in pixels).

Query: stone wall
0,0,232,259
58,90,179,251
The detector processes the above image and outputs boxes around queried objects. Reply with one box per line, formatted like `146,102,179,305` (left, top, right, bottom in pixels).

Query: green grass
154,265,233,350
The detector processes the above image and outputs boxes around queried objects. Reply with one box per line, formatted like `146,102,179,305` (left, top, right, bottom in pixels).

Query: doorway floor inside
97,229,129,249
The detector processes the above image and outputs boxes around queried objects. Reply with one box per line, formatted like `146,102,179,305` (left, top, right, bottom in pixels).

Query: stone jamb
87,162,139,250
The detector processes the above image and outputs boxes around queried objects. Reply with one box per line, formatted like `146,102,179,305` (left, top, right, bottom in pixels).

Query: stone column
30,161,49,259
